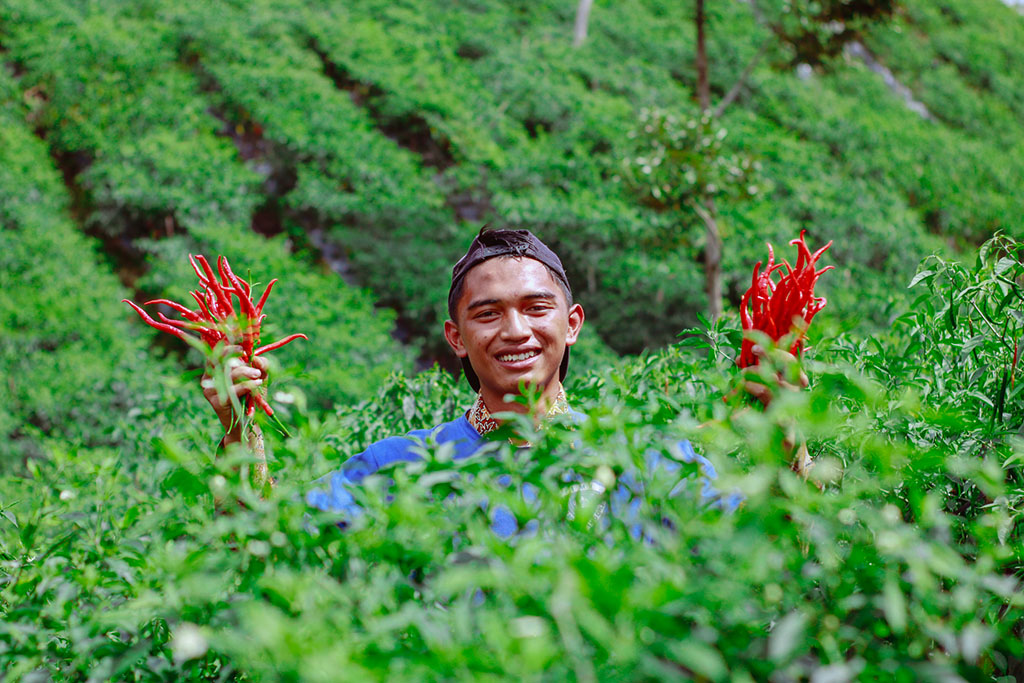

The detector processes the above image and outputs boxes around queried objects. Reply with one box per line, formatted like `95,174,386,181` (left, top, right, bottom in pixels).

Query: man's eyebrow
465,291,557,311
466,297,500,311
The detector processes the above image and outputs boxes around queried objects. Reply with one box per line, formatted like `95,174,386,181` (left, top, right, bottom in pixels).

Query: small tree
624,0,898,319
622,108,759,320
758,0,897,65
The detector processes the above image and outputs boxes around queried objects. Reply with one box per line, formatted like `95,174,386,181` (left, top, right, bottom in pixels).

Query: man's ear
565,304,585,346
443,319,468,358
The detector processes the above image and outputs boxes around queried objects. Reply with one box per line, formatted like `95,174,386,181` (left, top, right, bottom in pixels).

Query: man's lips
495,349,541,363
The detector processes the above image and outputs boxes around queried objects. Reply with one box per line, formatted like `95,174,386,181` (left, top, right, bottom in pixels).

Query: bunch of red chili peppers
738,230,833,368
123,254,306,417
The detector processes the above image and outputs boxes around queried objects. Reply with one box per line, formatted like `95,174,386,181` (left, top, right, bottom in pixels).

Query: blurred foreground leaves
3,240,1024,679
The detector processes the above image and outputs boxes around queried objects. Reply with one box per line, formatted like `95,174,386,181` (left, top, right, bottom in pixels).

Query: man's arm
739,344,812,476
201,346,272,493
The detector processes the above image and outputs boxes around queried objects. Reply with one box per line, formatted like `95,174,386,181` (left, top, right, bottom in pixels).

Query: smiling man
444,229,584,420
302,229,593,524
207,228,730,528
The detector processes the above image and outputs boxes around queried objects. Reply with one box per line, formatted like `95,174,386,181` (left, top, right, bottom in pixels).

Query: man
205,228,730,532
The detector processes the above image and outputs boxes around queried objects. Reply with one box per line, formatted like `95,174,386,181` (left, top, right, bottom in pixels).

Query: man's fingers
232,379,263,396
748,343,808,391
774,349,799,364
206,343,244,368
252,356,270,379
743,380,772,407
230,364,263,383
752,344,800,366
202,370,263,398
208,378,262,397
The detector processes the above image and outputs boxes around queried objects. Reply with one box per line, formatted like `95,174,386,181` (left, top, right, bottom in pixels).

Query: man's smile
496,349,541,364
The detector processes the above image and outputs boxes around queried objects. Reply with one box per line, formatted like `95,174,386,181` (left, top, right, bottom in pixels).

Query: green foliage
757,0,898,64
5,0,1020,355
0,67,183,464
622,107,761,211
621,106,760,226
2,1,1024,674
0,0,412,409
3,241,1024,678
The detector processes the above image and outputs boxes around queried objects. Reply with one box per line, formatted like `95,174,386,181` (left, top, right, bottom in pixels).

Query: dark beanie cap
448,228,573,393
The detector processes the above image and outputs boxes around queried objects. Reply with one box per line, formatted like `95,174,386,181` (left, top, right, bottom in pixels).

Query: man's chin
492,375,556,402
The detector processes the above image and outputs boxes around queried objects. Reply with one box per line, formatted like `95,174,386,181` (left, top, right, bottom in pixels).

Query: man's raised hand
201,344,269,446
741,344,809,409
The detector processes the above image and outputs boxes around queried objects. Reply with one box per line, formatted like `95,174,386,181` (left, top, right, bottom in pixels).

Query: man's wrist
219,423,243,450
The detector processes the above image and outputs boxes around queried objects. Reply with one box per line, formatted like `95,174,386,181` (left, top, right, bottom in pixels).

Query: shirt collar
466,385,570,436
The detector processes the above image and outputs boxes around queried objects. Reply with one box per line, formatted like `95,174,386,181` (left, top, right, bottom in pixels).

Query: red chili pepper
123,254,307,417
255,279,277,315
144,299,201,321
194,255,234,317
738,230,833,368
252,391,273,416
255,333,309,357
121,300,187,340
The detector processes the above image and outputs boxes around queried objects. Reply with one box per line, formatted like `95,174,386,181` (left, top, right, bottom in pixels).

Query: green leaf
669,640,728,682
994,257,1016,277
768,611,806,662
907,270,935,289
961,335,988,356
883,571,907,635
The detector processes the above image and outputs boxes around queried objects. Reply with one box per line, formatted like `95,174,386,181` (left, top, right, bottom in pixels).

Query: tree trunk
695,0,710,111
694,1,719,319
714,37,769,117
573,0,594,48
691,197,722,320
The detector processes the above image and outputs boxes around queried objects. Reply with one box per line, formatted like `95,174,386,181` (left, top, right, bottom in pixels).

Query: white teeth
498,350,539,362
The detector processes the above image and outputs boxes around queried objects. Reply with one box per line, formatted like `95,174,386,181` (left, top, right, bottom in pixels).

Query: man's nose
500,310,530,339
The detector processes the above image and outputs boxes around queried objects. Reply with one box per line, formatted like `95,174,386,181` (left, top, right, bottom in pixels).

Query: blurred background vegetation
2,0,1024,680
3,0,1024,435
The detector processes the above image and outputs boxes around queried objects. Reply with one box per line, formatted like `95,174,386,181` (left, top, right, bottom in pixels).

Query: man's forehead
460,257,560,301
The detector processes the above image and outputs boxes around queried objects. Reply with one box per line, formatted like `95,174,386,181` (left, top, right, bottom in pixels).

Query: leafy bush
3,244,1024,678
1,0,413,409
0,67,182,465
3,2,1024,674
6,0,1020,355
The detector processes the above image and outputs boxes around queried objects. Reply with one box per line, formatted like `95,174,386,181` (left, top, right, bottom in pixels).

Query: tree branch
714,37,771,118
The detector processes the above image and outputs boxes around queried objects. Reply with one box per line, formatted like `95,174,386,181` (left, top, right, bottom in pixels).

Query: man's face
444,257,584,410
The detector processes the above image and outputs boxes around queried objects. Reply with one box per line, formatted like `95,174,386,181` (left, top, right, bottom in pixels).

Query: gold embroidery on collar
466,385,570,437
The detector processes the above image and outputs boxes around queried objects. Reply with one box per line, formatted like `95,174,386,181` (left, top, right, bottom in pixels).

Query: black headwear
448,228,573,393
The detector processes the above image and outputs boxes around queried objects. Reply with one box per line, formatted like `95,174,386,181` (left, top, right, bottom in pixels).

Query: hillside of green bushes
2,0,1024,679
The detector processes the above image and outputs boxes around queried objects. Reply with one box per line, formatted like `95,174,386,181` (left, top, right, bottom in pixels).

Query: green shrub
3,243,1023,678
0,69,183,464
1,0,412,409
3,3,1024,672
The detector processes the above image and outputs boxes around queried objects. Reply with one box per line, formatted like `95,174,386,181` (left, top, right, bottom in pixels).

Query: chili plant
898,233,1024,434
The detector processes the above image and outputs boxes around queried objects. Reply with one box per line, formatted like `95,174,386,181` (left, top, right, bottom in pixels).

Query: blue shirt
305,414,739,537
